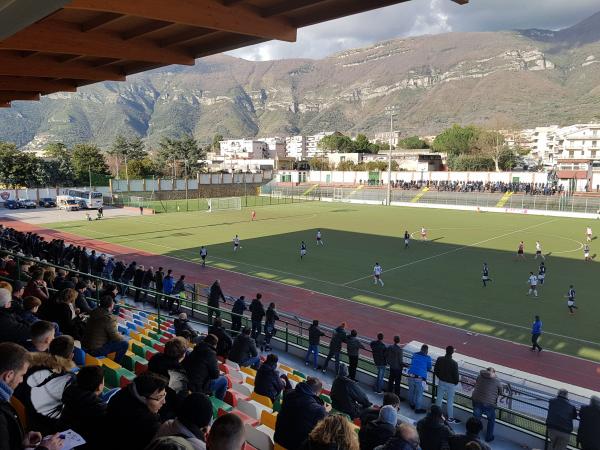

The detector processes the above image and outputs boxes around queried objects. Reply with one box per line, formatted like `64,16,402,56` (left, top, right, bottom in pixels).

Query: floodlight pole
385,105,399,206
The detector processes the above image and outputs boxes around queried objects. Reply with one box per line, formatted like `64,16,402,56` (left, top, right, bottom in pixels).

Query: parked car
4,200,20,209
38,197,57,207
58,199,79,211
18,199,37,209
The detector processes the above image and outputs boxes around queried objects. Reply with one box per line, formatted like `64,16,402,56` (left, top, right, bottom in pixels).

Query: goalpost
207,197,242,212
129,195,151,208
333,188,344,202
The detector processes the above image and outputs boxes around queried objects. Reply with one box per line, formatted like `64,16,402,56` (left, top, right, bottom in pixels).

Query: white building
373,131,402,147
219,138,286,160
285,135,306,160
306,131,334,158
557,125,600,160
258,137,286,159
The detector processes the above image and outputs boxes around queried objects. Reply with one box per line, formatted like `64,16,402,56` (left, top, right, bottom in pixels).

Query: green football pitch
45,201,600,361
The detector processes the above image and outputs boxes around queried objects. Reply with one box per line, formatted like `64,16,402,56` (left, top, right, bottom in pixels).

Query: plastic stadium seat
260,410,277,430
231,383,253,397
319,394,332,404
244,424,274,450
292,370,306,379
219,363,230,374
272,397,282,413
210,397,232,418
274,444,287,450
225,360,241,371
250,392,273,408
244,444,258,450
237,399,272,420
224,389,245,408
218,408,258,427
286,373,302,383
73,347,86,366
84,353,103,366
240,366,257,377
245,376,255,386
278,364,292,373
123,352,148,375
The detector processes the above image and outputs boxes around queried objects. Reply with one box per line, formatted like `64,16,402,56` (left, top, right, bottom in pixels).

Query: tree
44,142,76,186
127,158,163,179
432,125,480,156
336,160,356,171
398,136,429,149
212,134,224,152
308,157,332,170
474,130,506,172
71,143,110,186
318,133,355,153
353,134,372,153
157,135,206,178
107,135,147,179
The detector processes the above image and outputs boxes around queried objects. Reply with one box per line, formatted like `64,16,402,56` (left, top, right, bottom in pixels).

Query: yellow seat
260,410,277,430
251,392,274,408
129,331,142,342
278,364,292,373
246,376,255,386
84,353,102,366
286,373,302,383
274,444,287,450
100,358,121,370
240,366,257,377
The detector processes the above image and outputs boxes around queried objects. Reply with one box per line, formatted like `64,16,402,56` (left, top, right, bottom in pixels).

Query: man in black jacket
0,288,30,344
153,267,164,308
370,332,387,393
359,405,398,450
330,364,372,419
322,322,347,375
249,293,265,339
208,318,234,358
578,395,600,450
434,345,460,424
385,335,403,397
183,334,227,399
274,377,327,450
305,320,325,370
0,342,63,450
416,405,454,450
346,329,365,381
449,417,491,450
546,389,577,450
207,280,225,325
253,354,289,403
230,296,246,334
228,327,260,369
133,265,145,303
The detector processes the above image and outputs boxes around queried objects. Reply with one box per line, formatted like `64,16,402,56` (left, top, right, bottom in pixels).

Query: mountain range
3,10,600,150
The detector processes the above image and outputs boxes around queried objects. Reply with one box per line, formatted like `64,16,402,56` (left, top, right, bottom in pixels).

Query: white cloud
226,0,600,61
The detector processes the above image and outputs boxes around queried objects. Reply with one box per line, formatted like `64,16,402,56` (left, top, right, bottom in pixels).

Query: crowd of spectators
1,223,600,450
383,180,561,195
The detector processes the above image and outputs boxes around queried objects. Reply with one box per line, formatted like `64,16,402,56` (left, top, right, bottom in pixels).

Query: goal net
272,190,284,198
129,195,151,208
333,188,344,201
208,197,242,212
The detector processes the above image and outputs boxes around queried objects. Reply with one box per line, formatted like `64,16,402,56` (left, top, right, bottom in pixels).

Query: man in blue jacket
408,344,432,414
531,315,542,352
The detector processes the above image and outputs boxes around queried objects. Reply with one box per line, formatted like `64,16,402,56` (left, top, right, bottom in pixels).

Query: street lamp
384,105,400,205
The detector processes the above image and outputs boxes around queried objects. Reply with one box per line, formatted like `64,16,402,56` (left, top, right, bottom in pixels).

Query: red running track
5,218,599,391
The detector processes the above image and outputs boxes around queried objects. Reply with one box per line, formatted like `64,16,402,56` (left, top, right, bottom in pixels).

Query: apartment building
306,131,334,158
285,135,306,159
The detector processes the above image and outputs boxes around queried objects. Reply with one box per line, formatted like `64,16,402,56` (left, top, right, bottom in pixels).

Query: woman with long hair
301,415,360,450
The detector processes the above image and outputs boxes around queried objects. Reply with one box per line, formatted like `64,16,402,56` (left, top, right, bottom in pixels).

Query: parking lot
0,205,142,224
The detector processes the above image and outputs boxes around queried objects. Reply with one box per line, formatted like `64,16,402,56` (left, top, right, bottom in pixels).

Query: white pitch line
342,218,560,285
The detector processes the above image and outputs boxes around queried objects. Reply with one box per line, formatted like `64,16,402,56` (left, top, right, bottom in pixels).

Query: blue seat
73,347,86,366
126,322,137,330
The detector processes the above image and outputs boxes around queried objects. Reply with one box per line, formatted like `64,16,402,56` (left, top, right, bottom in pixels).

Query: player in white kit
316,230,324,246
233,235,241,251
586,226,593,242
527,272,538,297
373,263,384,286
534,241,544,260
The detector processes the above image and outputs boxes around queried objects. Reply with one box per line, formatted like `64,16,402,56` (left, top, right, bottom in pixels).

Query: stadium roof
0,0,468,107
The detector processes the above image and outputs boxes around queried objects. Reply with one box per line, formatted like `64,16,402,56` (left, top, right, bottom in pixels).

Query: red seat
224,389,246,408
218,408,259,427
219,363,230,374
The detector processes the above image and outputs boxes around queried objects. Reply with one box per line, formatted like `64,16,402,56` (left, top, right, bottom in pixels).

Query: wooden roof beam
121,21,176,40
80,12,124,32
0,20,195,65
159,29,218,47
262,0,325,18
0,76,77,92
0,54,125,81
66,0,297,42
0,91,41,102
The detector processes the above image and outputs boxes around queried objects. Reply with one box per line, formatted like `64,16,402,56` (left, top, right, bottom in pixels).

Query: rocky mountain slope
3,11,600,149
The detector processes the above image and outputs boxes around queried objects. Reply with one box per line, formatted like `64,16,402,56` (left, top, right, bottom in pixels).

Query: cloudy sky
228,0,600,61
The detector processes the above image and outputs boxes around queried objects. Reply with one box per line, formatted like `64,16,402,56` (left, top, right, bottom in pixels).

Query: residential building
373,131,402,147
306,131,334,158
285,135,306,159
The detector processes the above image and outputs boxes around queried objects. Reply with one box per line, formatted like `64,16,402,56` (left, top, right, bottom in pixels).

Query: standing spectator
471,367,503,443
407,344,432,414
386,336,404,397
376,423,421,450
274,377,327,450
434,346,460,424
416,405,454,450
346,329,365,381
370,333,387,393
207,413,246,450
322,322,347,375
170,275,186,314
162,269,174,306
81,296,128,363
359,405,398,450
60,365,107,450
133,264,145,303
102,257,115,280
0,287,30,344
449,417,491,450
254,354,290,403
249,293,265,339
121,261,136,296
105,372,168,450
228,327,260,369
184,334,227,400
531,315,543,352
230,295,246,334
263,302,279,351
141,266,154,304
208,318,233,358
545,389,577,450
330,364,372,419
154,267,164,307
112,260,126,286
0,342,63,450
93,254,106,279
577,395,600,450
300,414,360,450
207,280,225,325
305,320,325,370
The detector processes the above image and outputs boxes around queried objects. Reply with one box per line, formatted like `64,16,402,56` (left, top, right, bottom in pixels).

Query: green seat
319,394,332,404
123,353,149,375
209,396,232,418
292,370,306,379
272,397,282,413
102,365,121,388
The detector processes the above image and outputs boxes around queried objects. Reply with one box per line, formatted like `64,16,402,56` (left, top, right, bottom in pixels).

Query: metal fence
0,248,589,447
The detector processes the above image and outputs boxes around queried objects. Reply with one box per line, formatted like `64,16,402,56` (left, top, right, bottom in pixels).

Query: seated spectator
359,405,398,450
24,320,55,353
0,342,63,450
375,423,421,450
174,313,199,341
106,372,168,450
577,395,600,450
274,377,327,450
416,405,454,450
360,393,401,427
228,327,260,369
449,417,491,450
546,389,577,450
208,318,233,358
45,288,82,339
300,414,360,450
19,296,42,325
330,364,372,419
0,287,30,344
183,334,227,400
82,295,128,363
254,353,290,403
24,270,49,302
17,335,76,435
156,392,213,450
407,344,432,414
60,365,107,450
207,413,246,450
75,281,94,314
146,436,195,450
10,280,25,313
